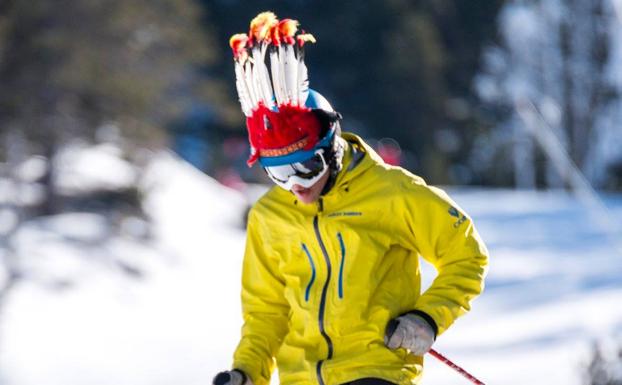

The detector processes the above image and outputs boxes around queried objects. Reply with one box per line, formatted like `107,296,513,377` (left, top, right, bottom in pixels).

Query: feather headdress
229,11,319,166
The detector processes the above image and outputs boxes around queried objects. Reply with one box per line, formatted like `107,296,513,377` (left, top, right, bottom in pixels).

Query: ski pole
429,349,486,385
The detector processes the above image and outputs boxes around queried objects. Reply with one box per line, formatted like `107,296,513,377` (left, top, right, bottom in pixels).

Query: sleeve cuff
407,310,439,339
233,369,248,384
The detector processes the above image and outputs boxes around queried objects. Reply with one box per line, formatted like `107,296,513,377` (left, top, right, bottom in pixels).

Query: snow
1,150,249,385
54,142,138,194
14,156,47,183
1,148,622,385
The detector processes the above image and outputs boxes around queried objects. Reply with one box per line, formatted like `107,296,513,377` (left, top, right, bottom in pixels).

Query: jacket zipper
314,198,333,385
301,243,316,302
337,232,346,299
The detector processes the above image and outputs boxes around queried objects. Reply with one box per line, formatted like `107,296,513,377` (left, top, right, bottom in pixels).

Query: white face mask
263,149,329,190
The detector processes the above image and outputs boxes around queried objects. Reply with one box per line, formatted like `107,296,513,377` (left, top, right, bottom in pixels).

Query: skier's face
290,170,330,204
263,149,329,191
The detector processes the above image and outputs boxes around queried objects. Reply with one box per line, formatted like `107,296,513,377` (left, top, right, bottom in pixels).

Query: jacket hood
329,131,387,193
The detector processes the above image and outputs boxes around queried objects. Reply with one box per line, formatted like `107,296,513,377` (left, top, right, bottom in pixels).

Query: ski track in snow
1,153,621,385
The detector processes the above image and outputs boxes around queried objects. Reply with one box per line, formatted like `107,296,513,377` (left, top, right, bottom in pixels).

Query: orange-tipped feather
269,23,281,46
229,33,249,60
249,11,278,42
278,19,299,45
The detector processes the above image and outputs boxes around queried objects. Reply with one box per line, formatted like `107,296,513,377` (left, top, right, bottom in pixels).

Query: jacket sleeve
400,181,489,336
232,208,290,385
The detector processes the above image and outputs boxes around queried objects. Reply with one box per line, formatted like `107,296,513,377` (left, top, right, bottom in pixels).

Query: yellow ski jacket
233,133,489,385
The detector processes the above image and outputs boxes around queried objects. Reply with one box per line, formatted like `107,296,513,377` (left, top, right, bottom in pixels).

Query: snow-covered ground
1,151,621,385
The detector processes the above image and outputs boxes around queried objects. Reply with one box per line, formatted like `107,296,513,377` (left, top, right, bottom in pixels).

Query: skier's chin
289,171,330,204
292,186,320,204
292,179,325,204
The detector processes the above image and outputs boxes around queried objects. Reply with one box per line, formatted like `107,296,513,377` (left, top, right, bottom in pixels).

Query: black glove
212,369,251,385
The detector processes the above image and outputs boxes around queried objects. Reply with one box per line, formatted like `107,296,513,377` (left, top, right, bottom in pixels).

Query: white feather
251,44,274,109
234,61,253,116
244,60,259,108
259,43,276,109
282,44,297,104
278,45,290,104
270,48,286,105
250,47,264,105
296,48,310,106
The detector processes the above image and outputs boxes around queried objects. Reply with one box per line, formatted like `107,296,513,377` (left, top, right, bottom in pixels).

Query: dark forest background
203,0,505,186
2,0,621,194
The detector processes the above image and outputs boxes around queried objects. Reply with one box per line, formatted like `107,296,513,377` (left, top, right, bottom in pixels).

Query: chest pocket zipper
337,232,346,299
301,243,316,302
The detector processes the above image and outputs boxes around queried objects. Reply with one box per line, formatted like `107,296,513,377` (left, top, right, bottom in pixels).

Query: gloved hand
212,369,253,385
384,312,437,356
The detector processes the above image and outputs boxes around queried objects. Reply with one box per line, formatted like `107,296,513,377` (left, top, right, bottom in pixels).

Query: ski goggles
263,149,329,190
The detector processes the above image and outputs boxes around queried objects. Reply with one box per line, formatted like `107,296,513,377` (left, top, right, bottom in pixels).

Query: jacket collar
325,132,382,196
266,132,384,208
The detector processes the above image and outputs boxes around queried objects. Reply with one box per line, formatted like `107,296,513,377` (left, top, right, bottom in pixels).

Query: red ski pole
428,349,486,385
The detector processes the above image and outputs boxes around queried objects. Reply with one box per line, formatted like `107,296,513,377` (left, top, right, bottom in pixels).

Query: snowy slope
1,151,621,385
1,151,248,385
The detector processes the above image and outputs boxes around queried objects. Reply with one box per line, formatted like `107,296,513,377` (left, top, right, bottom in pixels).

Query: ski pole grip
213,372,231,385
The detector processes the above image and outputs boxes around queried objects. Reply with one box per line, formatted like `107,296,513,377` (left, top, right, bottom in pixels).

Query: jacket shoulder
363,161,428,193
367,165,456,211
247,187,276,220
246,185,295,228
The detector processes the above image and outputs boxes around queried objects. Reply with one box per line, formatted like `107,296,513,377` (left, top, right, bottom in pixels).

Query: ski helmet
228,11,340,168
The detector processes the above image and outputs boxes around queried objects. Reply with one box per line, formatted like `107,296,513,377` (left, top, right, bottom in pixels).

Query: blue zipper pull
337,232,346,299
301,243,316,302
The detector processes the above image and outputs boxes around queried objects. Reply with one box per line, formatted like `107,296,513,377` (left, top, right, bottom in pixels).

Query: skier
213,12,489,385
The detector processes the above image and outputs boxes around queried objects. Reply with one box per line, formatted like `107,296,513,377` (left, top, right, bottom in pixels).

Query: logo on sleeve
448,206,467,228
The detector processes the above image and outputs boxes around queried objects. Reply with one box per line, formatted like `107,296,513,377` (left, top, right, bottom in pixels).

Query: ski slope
1,152,621,385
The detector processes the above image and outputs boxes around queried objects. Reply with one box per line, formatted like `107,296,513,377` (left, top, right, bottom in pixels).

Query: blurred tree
475,0,620,189
0,0,232,367
583,341,622,385
0,0,231,213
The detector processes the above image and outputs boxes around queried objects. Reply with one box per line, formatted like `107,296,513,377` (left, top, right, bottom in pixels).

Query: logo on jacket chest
326,211,363,218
